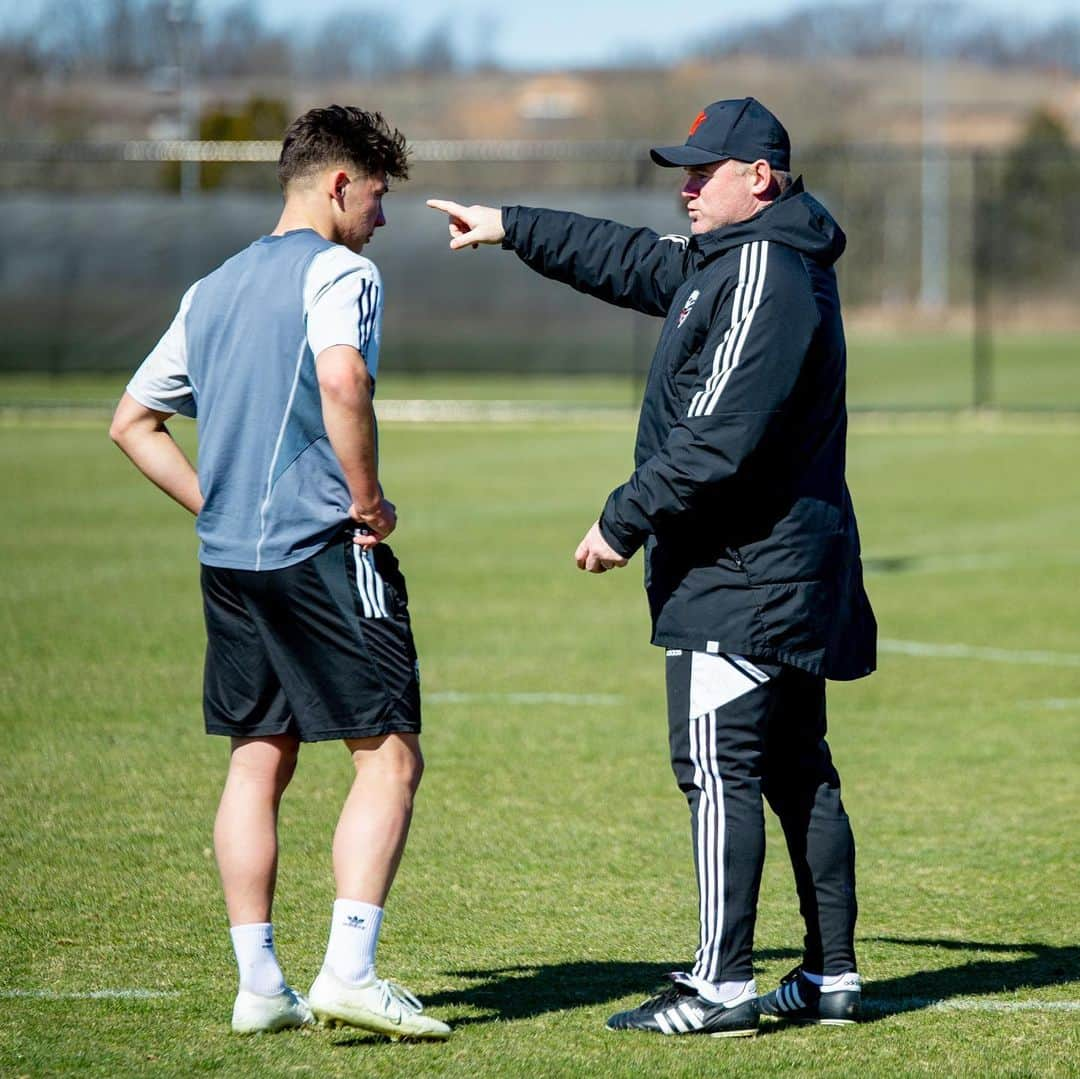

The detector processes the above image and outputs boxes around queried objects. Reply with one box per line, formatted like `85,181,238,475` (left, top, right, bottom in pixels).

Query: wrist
351,492,382,516
598,513,634,559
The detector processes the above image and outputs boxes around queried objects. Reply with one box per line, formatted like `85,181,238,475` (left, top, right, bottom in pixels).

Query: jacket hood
694,177,846,265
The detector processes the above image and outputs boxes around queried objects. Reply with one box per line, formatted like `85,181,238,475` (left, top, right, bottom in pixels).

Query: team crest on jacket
677,289,700,328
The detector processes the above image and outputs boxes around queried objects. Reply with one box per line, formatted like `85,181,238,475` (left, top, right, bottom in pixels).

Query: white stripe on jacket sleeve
687,241,770,419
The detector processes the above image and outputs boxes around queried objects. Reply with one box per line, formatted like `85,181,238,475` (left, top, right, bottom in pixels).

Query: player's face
338,169,388,252
680,160,759,234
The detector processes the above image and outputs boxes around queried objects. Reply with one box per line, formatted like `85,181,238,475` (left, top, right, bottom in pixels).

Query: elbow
317,354,372,404
108,415,130,449
109,405,146,451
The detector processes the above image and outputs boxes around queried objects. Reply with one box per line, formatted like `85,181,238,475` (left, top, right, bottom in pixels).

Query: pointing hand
426,199,505,250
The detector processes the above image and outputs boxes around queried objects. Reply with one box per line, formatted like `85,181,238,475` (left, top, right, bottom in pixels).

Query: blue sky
7,0,1078,68
235,0,1080,68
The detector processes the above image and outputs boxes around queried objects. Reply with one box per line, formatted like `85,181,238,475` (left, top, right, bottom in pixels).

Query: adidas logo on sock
344,915,366,929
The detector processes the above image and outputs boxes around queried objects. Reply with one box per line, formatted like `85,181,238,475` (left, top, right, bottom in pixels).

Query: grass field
1,385,1078,1076
1,327,1078,411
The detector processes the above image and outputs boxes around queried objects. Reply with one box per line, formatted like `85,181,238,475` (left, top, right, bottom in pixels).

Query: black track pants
666,649,858,982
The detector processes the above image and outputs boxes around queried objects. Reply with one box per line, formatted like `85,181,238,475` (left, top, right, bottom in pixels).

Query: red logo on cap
688,110,707,137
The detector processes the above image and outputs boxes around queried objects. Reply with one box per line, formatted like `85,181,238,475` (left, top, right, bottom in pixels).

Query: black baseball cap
650,97,790,170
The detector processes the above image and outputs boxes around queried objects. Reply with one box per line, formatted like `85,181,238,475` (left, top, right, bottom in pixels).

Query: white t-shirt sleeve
126,283,198,417
303,246,383,379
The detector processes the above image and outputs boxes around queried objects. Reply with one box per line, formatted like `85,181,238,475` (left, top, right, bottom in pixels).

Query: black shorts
201,532,421,742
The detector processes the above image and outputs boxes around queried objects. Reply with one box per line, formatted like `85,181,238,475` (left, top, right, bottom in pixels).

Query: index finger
426,198,465,217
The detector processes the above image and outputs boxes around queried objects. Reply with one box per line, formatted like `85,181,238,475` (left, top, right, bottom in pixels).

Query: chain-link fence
1,140,1077,409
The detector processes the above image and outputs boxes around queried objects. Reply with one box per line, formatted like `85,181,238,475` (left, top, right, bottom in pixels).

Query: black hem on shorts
204,718,420,743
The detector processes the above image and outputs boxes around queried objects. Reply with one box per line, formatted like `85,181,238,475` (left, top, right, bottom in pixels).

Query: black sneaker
758,967,861,1025
606,973,759,1038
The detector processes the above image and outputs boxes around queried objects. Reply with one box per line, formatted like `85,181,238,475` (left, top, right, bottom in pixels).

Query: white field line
1022,698,1080,710
378,400,633,423
864,998,1080,1014
0,399,635,425
428,691,622,706
880,638,1080,668
7,399,1080,431
0,988,180,1000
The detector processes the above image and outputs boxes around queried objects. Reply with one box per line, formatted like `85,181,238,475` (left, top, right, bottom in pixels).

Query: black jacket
502,179,876,680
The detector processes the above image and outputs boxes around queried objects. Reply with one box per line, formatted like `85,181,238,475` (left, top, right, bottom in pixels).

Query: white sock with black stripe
686,974,757,1006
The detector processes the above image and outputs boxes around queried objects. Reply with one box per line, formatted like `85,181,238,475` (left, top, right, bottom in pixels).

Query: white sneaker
231,985,315,1034
308,967,451,1041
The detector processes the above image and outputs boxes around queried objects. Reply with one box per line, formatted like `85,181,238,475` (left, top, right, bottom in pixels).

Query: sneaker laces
638,973,696,1012
376,978,424,1017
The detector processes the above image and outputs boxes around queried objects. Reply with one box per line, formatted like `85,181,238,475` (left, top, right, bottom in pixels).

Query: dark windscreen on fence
1,144,1077,409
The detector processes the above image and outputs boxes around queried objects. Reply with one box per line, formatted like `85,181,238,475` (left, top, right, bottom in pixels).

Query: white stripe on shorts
352,547,389,619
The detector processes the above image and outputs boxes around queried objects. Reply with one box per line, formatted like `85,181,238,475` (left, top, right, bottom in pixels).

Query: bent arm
502,206,695,316
599,256,819,556
316,345,395,540
109,393,203,515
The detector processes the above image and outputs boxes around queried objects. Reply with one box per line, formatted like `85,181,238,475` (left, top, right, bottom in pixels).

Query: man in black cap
428,97,875,1038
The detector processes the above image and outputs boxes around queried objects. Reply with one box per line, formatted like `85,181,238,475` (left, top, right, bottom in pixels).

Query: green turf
845,331,1080,410
1,327,1077,411
1,411,1078,1077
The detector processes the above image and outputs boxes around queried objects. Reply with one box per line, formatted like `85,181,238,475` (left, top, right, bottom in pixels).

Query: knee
229,736,300,794
351,735,423,797
397,742,424,796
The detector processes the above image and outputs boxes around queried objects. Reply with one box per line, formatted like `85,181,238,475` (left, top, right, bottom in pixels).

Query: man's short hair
278,105,409,189
733,160,793,196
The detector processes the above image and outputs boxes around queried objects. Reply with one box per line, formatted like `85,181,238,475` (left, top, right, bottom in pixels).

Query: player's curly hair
277,105,409,189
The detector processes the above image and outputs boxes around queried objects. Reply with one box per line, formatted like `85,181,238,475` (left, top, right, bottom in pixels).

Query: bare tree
32,0,104,75
300,10,407,79
203,1,291,78
103,0,138,75
413,18,457,75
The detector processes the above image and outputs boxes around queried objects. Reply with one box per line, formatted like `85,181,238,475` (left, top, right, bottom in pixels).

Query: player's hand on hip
426,199,504,250
575,521,628,574
349,498,396,547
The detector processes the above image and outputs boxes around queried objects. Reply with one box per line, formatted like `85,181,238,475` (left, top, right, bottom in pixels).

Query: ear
749,160,773,196
330,169,350,208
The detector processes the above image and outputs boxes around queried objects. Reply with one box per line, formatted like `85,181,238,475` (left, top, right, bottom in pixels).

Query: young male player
110,105,450,1040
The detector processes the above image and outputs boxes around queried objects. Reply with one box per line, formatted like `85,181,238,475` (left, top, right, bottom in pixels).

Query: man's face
680,159,759,234
337,169,388,252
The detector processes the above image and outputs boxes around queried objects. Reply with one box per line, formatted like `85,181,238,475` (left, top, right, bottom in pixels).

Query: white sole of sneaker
312,1007,450,1042
763,1016,858,1026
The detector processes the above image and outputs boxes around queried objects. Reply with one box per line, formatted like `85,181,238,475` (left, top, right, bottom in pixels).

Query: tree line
695,2,1079,72
0,0,496,81
1,0,1076,80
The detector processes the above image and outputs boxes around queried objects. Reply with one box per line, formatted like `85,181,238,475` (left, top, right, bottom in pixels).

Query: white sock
229,922,287,996
324,899,383,985
803,970,861,993
688,975,757,1005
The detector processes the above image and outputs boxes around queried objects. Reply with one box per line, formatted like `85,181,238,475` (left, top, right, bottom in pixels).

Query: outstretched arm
109,393,203,515
427,198,695,316
598,250,820,558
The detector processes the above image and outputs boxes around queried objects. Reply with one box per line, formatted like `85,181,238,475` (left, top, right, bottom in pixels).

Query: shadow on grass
424,940,1078,1027
426,948,801,1026
860,937,1080,1021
